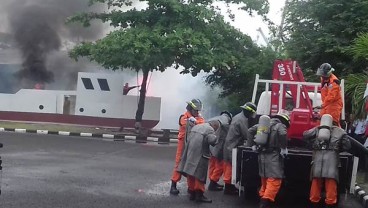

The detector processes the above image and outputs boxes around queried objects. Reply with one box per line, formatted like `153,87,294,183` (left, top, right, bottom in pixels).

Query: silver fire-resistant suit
223,112,250,162
178,123,217,183
303,126,351,181
248,118,288,178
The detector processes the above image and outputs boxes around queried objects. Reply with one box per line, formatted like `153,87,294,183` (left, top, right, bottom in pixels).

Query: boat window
97,79,110,91
81,78,94,90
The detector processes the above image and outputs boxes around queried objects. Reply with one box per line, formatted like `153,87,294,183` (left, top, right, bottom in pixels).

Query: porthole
39,105,44,110
101,109,106,114
79,108,84,112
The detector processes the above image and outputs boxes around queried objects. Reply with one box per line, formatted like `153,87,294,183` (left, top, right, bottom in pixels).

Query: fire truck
233,60,358,204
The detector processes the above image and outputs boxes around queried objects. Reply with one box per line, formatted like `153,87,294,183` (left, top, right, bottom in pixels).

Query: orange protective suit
259,177,282,202
320,74,343,125
187,175,205,192
223,161,232,184
171,111,205,182
208,157,224,182
310,178,337,205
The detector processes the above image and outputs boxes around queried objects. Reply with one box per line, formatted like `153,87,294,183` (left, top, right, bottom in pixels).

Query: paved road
0,132,362,208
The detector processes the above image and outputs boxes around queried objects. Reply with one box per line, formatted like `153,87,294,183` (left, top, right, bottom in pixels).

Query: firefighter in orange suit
248,113,290,208
222,102,257,195
170,99,205,195
316,63,343,126
303,114,351,208
207,111,232,191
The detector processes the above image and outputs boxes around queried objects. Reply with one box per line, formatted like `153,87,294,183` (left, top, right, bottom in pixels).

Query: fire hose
348,135,368,156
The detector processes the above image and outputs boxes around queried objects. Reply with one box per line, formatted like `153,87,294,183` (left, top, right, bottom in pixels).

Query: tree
282,0,368,79
205,46,278,110
345,73,368,119
69,0,270,129
345,33,368,119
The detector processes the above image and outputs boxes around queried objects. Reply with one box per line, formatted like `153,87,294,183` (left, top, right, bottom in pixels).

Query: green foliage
345,72,368,119
345,33,368,119
69,1,269,74
205,46,278,105
349,33,368,61
282,0,368,78
69,0,272,122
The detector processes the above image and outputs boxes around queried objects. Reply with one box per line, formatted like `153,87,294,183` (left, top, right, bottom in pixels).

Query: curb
354,184,368,208
0,127,179,144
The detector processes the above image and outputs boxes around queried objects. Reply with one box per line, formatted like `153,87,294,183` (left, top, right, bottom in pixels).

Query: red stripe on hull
0,111,159,129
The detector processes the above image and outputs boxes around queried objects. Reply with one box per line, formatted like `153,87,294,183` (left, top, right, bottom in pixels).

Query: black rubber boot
195,191,212,203
224,184,239,195
169,180,179,195
310,201,320,208
208,180,223,191
188,189,195,201
259,198,272,208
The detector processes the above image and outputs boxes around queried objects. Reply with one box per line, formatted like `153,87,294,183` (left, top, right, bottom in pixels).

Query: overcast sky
217,0,286,45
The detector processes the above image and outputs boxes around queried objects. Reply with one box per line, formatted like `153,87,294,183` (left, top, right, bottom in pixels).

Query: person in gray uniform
178,120,220,203
303,114,351,208
223,102,257,195
207,111,232,191
248,113,290,208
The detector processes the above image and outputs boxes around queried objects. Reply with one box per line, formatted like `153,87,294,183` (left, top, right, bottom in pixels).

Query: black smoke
3,0,104,88
11,5,60,85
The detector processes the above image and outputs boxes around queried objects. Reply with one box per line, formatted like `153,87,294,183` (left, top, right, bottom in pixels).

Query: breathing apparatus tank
254,115,271,145
317,114,333,142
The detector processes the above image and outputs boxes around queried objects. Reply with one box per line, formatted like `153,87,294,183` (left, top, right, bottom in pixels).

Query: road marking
15,129,26,133
80,133,93,137
58,131,70,136
102,134,114,139
37,130,48,134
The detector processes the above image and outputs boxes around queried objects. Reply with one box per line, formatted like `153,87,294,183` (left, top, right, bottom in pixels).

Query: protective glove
188,117,197,124
280,148,288,158
251,145,258,152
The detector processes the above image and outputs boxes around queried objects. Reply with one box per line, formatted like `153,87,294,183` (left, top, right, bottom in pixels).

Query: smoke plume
2,0,104,88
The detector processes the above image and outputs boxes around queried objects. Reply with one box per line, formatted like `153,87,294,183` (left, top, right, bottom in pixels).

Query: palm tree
345,73,368,119
346,33,368,119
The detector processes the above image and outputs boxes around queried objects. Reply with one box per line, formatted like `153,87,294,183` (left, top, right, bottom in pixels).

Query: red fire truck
233,60,357,204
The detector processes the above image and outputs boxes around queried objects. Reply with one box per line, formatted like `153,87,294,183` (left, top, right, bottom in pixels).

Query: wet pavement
0,132,363,208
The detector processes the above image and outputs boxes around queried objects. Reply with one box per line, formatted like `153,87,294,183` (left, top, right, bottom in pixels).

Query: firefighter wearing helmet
316,63,343,126
170,99,205,195
223,102,257,195
248,112,290,208
303,114,351,208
